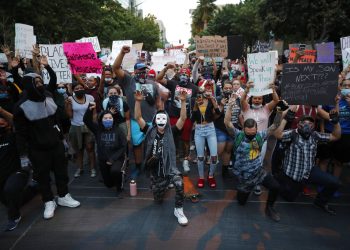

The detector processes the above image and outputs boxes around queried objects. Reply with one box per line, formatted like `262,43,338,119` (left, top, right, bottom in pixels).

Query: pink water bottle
130,179,137,196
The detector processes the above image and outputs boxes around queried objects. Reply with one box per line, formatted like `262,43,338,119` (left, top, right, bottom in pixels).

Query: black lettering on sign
281,63,339,105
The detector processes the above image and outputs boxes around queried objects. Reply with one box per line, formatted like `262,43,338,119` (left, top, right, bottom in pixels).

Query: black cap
299,115,315,123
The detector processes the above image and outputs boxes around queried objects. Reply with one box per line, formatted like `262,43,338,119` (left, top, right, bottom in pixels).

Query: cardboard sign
76,36,101,53
227,35,244,60
40,44,72,84
341,36,350,69
288,48,316,63
281,63,339,105
247,52,276,96
151,55,176,71
316,42,334,63
195,36,228,58
15,23,36,59
106,40,133,65
63,42,102,74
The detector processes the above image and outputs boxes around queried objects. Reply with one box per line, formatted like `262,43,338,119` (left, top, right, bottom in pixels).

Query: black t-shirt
105,98,130,124
0,133,21,189
214,97,241,133
164,80,198,118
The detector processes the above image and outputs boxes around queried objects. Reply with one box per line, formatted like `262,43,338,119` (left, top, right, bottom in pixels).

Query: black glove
330,112,339,125
285,110,296,122
146,155,159,169
145,92,155,106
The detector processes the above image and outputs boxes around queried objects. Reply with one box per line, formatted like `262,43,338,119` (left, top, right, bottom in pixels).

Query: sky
141,0,240,47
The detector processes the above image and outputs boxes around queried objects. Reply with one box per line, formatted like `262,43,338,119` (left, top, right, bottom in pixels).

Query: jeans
195,122,218,178
277,166,340,205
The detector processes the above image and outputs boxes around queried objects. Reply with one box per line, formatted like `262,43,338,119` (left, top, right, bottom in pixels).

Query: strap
233,132,245,152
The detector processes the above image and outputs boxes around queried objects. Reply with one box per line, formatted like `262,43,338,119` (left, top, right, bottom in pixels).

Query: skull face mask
155,113,167,129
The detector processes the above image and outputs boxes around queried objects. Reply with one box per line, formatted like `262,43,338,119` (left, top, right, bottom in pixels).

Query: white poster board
0,53,8,63
15,23,36,59
341,36,350,69
106,40,133,65
40,44,72,84
151,55,176,71
76,36,101,53
247,52,276,96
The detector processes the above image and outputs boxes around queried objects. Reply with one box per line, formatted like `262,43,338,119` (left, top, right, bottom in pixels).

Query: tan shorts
69,125,95,151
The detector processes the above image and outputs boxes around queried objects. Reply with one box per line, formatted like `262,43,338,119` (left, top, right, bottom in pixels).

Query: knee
211,156,218,164
198,157,204,162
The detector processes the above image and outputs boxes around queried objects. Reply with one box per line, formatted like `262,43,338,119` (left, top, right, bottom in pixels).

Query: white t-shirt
70,94,94,126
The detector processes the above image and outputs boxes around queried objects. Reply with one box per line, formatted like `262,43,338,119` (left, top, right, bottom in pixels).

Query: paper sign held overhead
316,42,334,63
63,42,102,74
40,44,72,84
106,40,133,65
15,23,36,59
281,63,339,105
341,36,350,69
288,48,316,63
76,36,101,52
195,36,228,58
247,52,277,96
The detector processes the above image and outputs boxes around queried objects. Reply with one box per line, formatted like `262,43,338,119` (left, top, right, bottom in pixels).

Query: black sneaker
314,202,336,215
265,205,280,222
5,216,21,232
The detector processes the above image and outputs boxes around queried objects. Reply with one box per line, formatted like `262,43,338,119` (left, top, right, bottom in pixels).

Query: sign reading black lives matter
281,63,339,105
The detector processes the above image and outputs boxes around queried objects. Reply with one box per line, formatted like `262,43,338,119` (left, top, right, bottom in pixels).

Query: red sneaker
197,178,205,188
208,176,216,189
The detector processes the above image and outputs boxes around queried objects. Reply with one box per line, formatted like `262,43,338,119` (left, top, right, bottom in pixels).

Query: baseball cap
179,68,191,77
148,69,156,78
134,63,147,70
299,115,315,123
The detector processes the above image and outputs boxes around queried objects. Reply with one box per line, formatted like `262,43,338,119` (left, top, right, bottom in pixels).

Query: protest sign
169,49,186,65
252,41,271,53
341,36,350,69
272,41,284,56
151,55,176,71
76,36,101,53
15,23,36,59
0,53,7,63
123,47,139,72
227,35,244,60
106,40,133,65
247,52,276,96
40,44,72,84
288,48,316,63
63,42,101,74
195,36,228,58
281,63,339,105
133,43,143,52
316,42,334,63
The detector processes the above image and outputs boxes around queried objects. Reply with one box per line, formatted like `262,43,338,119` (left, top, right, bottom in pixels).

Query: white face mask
166,69,175,80
251,104,263,109
105,78,112,82
155,113,167,128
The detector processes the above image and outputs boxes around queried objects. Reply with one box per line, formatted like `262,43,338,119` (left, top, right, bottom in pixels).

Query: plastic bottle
130,179,137,196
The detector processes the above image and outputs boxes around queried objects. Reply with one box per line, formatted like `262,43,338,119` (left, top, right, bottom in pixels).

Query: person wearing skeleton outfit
134,90,189,226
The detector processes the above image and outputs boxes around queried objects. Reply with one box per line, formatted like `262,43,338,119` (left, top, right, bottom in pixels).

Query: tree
191,0,218,36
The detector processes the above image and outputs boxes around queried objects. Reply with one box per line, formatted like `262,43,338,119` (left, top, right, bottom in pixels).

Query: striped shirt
281,130,331,181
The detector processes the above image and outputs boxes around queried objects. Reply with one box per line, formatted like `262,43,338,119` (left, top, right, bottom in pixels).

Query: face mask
341,89,350,97
102,119,113,129
57,88,66,95
166,70,175,80
297,123,313,139
223,90,233,99
251,104,263,109
245,134,256,141
74,89,85,98
179,75,189,85
135,72,146,84
105,78,112,82
155,113,167,128
0,93,9,99
0,126,7,135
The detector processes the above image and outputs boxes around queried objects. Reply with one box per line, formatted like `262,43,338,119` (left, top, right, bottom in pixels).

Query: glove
146,155,159,169
285,110,296,123
329,112,339,125
20,156,32,172
145,92,155,106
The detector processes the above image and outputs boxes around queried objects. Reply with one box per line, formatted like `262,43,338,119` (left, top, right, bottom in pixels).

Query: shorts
216,128,234,143
69,125,94,151
317,134,350,163
131,119,151,146
170,117,193,142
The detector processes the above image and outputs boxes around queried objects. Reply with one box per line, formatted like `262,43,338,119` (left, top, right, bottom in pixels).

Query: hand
220,98,228,106
198,56,205,63
335,94,341,103
228,94,238,106
40,55,49,66
11,56,20,68
245,81,254,91
32,44,40,56
121,46,130,54
196,96,204,106
329,110,339,125
65,98,72,105
109,106,117,114
89,102,96,110
1,45,11,56
134,90,144,101
269,83,276,90
285,109,296,122
166,63,175,69
178,90,187,101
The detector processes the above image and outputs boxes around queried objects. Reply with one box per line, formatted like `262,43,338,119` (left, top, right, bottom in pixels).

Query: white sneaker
57,193,80,208
183,159,190,173
44,200,57,219
174,207,188,226
74,169,83,178
90,168,96,178
190,145,195,151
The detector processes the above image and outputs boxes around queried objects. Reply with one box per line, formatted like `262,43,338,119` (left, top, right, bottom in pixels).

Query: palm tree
191,0,217,36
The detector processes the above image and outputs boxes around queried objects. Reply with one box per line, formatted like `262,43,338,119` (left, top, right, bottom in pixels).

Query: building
116,0,130,9
156,20,167,45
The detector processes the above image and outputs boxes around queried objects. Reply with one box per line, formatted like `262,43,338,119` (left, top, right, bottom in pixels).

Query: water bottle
130,179,137,197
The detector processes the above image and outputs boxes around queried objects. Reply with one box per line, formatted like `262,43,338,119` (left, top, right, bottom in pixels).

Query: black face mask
74,90,85,98
245,134,256,141
223,90,233,99
297,124,313,139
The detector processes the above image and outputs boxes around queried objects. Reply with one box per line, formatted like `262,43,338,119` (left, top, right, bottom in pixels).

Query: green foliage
0,0,161,50
191,0,218,36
